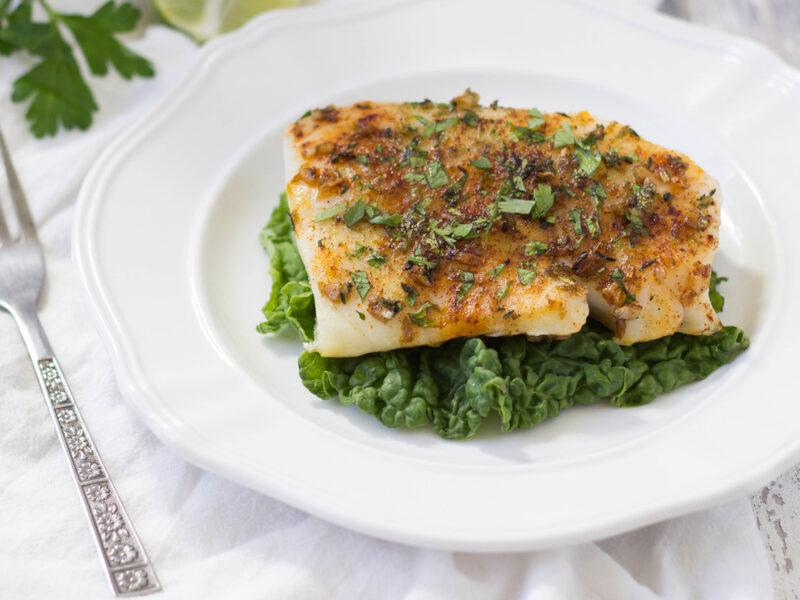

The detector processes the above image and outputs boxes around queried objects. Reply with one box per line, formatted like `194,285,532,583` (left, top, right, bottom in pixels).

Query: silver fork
0,129,161,596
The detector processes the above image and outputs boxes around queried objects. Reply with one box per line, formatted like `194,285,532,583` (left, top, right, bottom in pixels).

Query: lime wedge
151,0,301,42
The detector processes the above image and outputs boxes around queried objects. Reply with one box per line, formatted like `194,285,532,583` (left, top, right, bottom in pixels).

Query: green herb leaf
350,270,371,301
408,250,438,270
517,267,537,285
532,184,555,219
527,107,545,129
59,3,154,79
709,270,727,313
409,302,437,327
345,243,367,258
488,262,507,278
462,110,479,126
456,270,475,301
509,124,546,144
576,145,602,176
425,160,450,189
315,201,347,222
585,212,601,237
553,120,575,148
365,204,402,227
2,1,153,137
470,156,492,169
588,181,607,201
524,241,548,256
498,198,534,214
452,222,476,239
256,193,315,342
402,283,418,306
611,267,636,304
366,250,386,268
568,209,583,236
496,281,511,300
344,198,365,227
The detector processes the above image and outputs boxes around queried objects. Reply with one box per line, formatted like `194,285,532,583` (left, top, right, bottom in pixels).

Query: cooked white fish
284,90,721,357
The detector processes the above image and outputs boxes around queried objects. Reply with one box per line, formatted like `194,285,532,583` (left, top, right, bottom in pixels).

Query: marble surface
659,2,800,596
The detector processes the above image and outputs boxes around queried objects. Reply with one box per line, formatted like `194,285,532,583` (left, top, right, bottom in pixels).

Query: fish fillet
284,90,721,357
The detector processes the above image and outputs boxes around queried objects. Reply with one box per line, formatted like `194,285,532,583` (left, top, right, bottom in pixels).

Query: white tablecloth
0,4,775,599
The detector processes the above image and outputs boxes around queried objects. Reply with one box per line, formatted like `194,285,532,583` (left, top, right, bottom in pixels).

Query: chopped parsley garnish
488,261,508,278
456,271,475,301
585,212,601,237
350,270,371,301
403,172,426,184
417,115,459,137
367,251,387,268
696,193,714,209
610,267,636,304
408,249,438,270
509,124,546,144
532,184,555,219
496,281,511,300
425,160,450,188
444,171,467,198
356,311,365,320
401,283,418,306
355,154,369,165
575,144,602,176
451,222,477,239
462,110,479,127
314,201,347,222
365,204,402,227
409,302,437,327
568,209,583,236
346,243,368,258
470,156,492,169
344,198,366,227
517,267,537,285
626,207,646,230
588,181,607,201
527,107,545,129
498,198,535,214
553,121,575,148
524,241,549,256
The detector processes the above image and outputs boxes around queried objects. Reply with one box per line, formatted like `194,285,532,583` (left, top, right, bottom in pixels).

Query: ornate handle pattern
37,358,161,596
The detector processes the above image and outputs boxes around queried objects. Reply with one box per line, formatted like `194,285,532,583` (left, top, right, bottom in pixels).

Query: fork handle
9,303,161,596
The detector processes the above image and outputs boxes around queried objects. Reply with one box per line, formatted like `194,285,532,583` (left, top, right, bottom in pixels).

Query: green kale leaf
257,193,315,342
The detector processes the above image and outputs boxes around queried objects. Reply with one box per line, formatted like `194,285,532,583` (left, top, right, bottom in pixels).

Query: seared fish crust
285,90,721,357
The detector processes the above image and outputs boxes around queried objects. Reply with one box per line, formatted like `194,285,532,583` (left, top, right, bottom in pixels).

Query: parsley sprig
0,0,154,137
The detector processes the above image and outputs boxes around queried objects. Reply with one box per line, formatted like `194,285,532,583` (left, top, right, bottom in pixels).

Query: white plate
74,0,800,551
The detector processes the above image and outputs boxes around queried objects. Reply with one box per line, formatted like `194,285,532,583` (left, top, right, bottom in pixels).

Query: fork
0,129,161,596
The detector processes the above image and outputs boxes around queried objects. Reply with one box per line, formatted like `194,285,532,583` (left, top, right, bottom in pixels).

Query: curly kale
298,324,748,440
256,193,315,342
